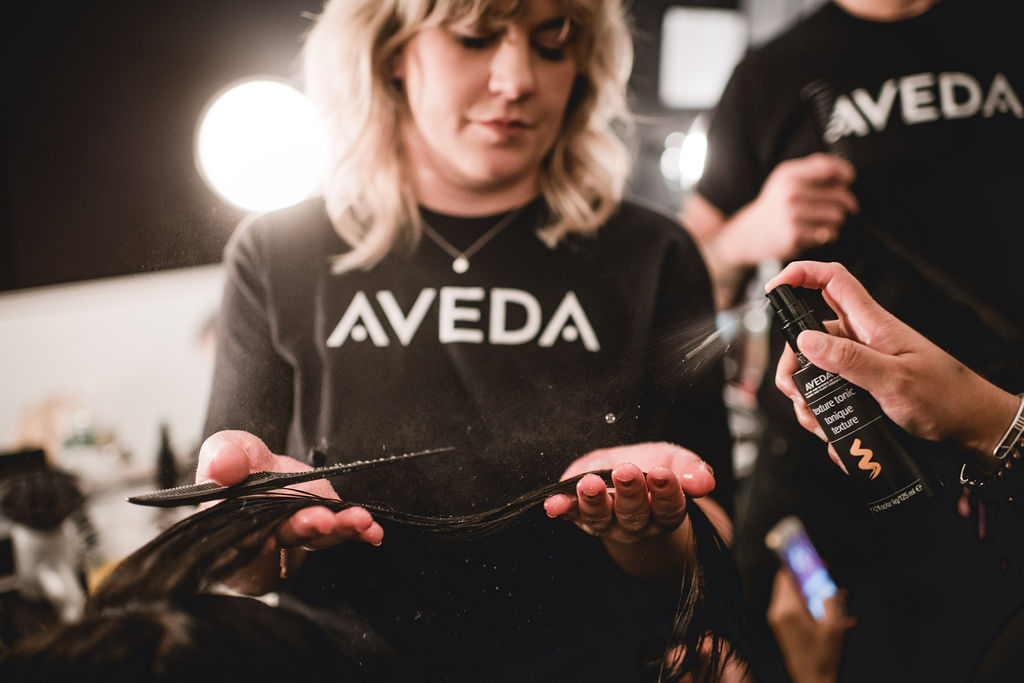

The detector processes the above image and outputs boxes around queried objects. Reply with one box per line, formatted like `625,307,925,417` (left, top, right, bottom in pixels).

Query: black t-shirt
700,0,1024,369
204,197,734,681
698,1,1024,681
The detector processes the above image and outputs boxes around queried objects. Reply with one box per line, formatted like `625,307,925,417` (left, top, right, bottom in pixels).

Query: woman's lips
478,119,530,137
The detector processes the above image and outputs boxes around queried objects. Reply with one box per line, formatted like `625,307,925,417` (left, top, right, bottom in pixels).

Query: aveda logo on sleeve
326,287,600,351
823,71,1022,144
850,438,881,480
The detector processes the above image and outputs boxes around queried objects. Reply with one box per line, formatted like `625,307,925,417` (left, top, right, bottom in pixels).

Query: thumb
197,430,278,485
796,330,892,395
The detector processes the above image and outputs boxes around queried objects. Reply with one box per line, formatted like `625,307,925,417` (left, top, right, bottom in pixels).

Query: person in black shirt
198,0,741,680
683,1,1024,679
765,260,1024,683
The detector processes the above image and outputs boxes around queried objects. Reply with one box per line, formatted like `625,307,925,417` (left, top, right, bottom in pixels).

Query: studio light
659,114,709,192
678,115,708,187
195,78,326,212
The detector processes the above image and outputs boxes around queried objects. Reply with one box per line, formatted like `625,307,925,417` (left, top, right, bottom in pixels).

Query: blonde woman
200,0,740,679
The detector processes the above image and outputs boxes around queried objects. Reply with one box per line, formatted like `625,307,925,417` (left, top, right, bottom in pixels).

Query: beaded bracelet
960,393,1024,502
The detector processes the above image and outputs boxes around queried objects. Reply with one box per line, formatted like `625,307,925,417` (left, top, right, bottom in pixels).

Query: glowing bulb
195,78,327,212
678,129,708,185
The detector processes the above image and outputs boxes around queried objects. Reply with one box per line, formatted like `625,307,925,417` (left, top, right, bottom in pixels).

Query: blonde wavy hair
302,0,635,274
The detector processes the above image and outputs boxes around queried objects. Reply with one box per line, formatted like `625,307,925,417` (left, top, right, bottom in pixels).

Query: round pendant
452,256,470,274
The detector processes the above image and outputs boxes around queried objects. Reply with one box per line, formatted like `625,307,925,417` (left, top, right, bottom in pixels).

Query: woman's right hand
719,154,858,265
767,262,1019,464
195,430,384,593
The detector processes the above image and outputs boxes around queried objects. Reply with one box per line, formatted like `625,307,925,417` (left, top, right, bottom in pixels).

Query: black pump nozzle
766,284,828,354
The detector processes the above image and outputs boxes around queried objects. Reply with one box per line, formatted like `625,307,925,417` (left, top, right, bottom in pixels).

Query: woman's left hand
767,569,855,683
543,442,717,544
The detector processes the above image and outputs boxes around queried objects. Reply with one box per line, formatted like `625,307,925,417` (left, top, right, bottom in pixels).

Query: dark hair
1,470,746,682
1,593,359,683
0,488,360,682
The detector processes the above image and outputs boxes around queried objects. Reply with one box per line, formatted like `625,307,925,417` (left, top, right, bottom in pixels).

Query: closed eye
531,17,577,61
455,32,501,50
450,17,578,61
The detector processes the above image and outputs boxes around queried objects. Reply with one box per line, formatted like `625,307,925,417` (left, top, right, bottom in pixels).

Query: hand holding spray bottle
767,284,934,518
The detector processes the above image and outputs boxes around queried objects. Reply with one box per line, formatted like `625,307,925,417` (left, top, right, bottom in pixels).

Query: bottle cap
766,284,827,353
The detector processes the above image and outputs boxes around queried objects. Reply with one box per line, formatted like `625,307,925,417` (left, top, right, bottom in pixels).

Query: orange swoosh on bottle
851,439,882,480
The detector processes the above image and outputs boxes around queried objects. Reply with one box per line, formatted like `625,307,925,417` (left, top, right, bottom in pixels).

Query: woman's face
395,0,581,210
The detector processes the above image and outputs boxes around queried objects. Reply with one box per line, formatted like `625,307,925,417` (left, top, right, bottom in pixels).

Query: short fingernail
648,472,669,487
578,477,605,497
702,462,714,477
614,473,638,488
798,330,827,354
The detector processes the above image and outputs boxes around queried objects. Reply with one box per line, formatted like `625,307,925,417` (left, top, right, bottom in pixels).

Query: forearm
778,648,840,683
700,235,757,311
683,193,756,311
957,385,1023,474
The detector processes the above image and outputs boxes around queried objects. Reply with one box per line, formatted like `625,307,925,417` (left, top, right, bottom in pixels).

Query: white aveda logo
824,71,1023,144
326,287,600,351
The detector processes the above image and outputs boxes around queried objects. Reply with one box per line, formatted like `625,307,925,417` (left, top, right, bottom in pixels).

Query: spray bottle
767,284,934,518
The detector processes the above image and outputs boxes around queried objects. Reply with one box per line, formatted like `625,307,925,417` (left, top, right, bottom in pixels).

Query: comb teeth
127,446,454,507
129,481,221,501
128,473,280,502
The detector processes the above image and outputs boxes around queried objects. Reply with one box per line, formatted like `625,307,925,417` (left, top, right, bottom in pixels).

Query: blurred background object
0,449,89,646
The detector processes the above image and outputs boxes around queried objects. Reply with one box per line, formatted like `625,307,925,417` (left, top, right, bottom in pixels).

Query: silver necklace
419,207,523,274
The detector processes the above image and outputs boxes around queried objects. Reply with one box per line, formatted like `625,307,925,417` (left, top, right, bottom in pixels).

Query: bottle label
808,382,877,445
867,481,929,514
795,363,933,515
801,369,884,451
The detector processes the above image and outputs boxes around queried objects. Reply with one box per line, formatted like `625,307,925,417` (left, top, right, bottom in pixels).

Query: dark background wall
2,0,737,292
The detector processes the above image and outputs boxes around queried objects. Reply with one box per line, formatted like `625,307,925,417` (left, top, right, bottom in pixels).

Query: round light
678,120,708,187
195,78,327,212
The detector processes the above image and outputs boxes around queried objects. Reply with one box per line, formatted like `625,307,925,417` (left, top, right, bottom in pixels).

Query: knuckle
616,509,649,530
579,509,607,526
776,365,794,393
654,510,686,529
888,368,913,396
830,337,860,370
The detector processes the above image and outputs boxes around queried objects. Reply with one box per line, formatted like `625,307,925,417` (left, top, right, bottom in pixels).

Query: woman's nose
488,33,535,99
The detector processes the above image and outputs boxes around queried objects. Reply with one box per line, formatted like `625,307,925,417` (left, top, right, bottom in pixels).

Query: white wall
0,265,224,468
0,265,227,562
744,0,829,46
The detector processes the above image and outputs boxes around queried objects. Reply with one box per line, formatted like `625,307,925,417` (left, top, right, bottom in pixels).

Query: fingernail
798,330,827,354
648,472,669,488
702,462,714,477
578,476,605,498
614,473,638,488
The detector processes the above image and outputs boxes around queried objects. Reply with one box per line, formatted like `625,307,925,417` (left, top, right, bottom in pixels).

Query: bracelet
992,393,1024,461
960,393,1024,501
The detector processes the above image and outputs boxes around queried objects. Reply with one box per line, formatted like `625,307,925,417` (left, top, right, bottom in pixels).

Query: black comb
127,446,454,508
